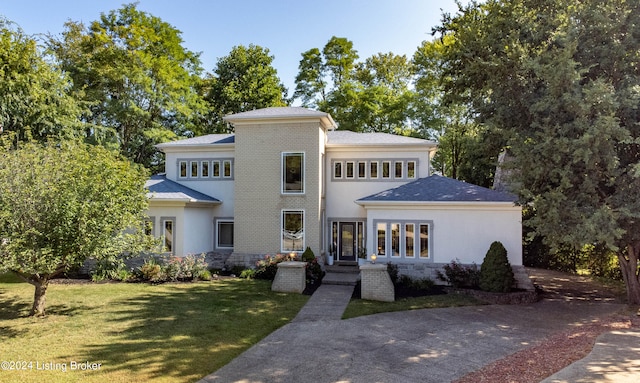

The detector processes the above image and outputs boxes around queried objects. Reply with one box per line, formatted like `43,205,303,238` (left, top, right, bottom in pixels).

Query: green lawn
343,293,484,319
0,274,308,383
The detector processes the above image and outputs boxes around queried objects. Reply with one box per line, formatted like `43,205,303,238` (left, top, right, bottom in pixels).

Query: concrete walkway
198,275,637,383
541,329,640,383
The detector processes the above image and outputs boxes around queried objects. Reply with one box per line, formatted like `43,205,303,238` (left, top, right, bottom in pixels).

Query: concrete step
323,271,359,286
325,265,359,274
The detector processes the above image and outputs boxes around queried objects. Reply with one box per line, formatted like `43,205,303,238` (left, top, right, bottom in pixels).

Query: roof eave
356,200,520,208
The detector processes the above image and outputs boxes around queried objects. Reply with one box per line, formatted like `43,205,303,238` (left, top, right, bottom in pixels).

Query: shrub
397,275,435,291
437,259,480,289
305,257,324,285
91,257,129,282
196,269,213,281
239,268,256,279
301,247,315,263
479,241,514,293
386,263,399,284
254,254,289,280
139,258,163,282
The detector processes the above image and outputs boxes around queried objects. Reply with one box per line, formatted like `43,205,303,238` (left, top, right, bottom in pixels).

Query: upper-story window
178,158,234,180
282,152,304,194
331,159,419,182
334,162,342,179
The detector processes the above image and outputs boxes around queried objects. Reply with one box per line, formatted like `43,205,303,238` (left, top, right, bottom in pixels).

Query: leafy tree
203,44,288,132
413,34,499,185
48,3,207,169
438,0,640,303
294,37,416,133
0,140,152,316
0,19,83,143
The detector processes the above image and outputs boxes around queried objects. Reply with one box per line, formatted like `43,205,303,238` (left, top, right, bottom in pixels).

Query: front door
339,222,356,261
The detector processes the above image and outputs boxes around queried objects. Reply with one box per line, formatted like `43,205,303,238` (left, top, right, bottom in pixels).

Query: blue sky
1,0,464,99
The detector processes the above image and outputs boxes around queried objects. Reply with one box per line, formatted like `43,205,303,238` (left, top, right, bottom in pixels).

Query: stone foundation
272,261,306,294
360,263,394,302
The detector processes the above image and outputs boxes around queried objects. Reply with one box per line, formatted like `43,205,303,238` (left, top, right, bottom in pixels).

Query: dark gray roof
224,107,329,120
156,134,235,148
145,175,220,204
357,175,518,203
327,130,435,147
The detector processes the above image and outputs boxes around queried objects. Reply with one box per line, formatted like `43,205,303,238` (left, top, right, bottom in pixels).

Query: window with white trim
223,160,232,178
282,210,304,252
212,160,220,177
407,161,416,179
358,161,366,178
177,158,233,180
382,161,391,178
345,161,355,179
394,161,403,179
190,161,199,178
282,152,304,194
370,161,378,179
334,161,343,179
201,161,209,177
161,217,175,254
179,161,187,178
374,221,432,260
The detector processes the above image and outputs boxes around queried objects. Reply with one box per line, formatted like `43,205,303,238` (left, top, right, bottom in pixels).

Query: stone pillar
272,261,306,294
360,263,394,302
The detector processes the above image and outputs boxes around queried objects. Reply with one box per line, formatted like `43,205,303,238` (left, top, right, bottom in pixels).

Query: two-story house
145,107,522,278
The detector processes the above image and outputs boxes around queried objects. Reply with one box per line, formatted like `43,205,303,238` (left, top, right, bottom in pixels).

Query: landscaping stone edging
445,287,540,305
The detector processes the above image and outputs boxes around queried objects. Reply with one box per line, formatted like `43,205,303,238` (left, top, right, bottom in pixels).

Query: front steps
323,264,359,286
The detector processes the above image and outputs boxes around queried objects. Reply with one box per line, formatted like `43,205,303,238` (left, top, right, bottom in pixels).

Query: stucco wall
183,206,215,255
233,122,323,256
164,150,235,218
325,148,431,220
364,204,523,266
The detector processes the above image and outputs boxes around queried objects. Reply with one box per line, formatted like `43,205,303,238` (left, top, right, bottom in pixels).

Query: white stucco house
144,107,522,278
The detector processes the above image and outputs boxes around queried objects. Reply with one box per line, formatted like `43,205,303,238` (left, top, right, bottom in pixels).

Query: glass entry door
339,222,356,261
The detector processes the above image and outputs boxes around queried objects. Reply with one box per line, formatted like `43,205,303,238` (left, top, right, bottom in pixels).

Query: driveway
199,269,628,383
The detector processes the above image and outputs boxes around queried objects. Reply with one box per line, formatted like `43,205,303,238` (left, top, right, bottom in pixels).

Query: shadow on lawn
65,280,296,381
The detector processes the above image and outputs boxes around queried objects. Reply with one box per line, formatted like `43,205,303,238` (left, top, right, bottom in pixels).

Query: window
375,220,431,260
419,224,429,258
179,161,187,178
190,161,199,178
223,160,232,178
201,161,209,178
212,160,220,177
382,161,391,178
358,162,366,178
345,161,354,179
395,161,403,178
369,161,378,179
144,217,155,236
334,162,343,179
217,220,234,249
391,223,400,257
283,153,304,193
161,218,175,254
405,223,415,257
377,223,386,256
282,210,304,252
407,161,416,179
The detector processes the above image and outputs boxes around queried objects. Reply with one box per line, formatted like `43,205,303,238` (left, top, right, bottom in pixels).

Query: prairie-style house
145,107,522,278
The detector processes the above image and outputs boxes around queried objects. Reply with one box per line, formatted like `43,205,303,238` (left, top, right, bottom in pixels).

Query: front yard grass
342,292,485,319
0,274,308,383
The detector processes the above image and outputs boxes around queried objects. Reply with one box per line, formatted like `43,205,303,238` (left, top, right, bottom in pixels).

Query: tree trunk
619,244,640,305
30,279,49,317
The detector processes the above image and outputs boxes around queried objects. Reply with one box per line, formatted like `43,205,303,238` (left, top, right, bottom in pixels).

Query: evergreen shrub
479,241,514,292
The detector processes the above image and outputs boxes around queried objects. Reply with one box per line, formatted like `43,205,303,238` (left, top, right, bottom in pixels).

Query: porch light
371,254,377,264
